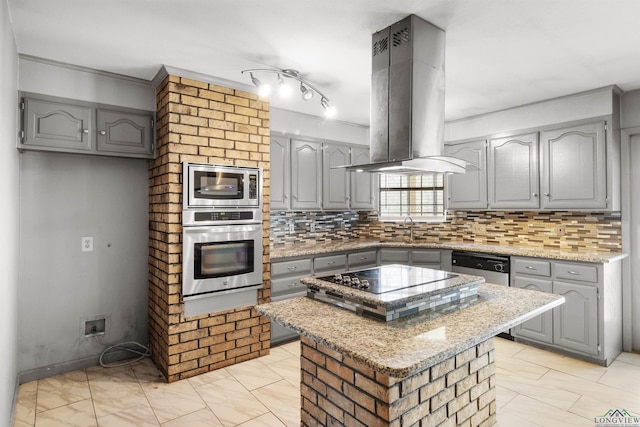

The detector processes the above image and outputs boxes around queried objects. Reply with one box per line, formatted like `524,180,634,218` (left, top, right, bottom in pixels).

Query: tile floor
12,338,640,427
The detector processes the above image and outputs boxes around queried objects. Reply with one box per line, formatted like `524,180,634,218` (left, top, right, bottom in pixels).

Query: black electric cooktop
317,264,458,295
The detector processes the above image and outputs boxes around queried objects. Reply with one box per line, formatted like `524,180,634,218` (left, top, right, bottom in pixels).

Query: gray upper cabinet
270,136,290,210
291,139,322,210
96,109,154,157
270,135,376,211
22,96,93,152
540,121,606,209
350,147,377,210
322,144,351,210
488,132,539,209
444,139,487,209
19,92,154,159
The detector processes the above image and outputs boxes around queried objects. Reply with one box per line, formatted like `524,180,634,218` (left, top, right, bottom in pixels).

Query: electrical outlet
557,225,566,236
310,222,316,233
81,236,93,252
288,222,294,234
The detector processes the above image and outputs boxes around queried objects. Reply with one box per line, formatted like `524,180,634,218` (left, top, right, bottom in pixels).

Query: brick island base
300,336,497,427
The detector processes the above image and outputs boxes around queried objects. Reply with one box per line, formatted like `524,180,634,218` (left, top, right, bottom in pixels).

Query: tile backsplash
270,210,622,253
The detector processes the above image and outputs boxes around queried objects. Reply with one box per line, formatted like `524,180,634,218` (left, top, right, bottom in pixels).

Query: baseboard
18,348,135,384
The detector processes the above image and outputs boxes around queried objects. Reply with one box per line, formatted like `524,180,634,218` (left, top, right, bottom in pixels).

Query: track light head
300,83,314,100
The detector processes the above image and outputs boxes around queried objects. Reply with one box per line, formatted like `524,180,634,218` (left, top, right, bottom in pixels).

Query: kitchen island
255,282,564,426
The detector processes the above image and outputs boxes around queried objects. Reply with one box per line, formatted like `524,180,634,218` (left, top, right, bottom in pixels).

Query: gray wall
17,59,155,380
18,152,149,378
1,0,20,424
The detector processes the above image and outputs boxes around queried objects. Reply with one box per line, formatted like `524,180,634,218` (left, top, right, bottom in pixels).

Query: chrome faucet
404,215,414,241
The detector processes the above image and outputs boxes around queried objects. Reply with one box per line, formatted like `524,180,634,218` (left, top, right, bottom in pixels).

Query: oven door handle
183,224,261,233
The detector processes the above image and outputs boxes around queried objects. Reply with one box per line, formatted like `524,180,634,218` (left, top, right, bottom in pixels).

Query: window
378,173,445,221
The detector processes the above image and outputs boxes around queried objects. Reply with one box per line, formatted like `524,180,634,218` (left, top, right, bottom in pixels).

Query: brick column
300,336,496,426
149,74,271,382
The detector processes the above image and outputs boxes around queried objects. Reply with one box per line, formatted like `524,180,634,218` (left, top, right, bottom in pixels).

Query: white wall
17,60,154,380
0,0,20,423
270,107,369,145
444,87,616,141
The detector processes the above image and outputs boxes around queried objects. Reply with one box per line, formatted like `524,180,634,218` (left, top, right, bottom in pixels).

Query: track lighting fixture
241,67,336,117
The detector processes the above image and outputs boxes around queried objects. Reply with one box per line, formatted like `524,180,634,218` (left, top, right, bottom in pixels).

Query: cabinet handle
287,282,297,288
360,257,367,260
83,129,89,134
525,266,535,270
327,261,335,265
544,192,550,197
284,194,288,199
532,193,538,197
567,270,581,275
99,130,106,136
287,266,297,271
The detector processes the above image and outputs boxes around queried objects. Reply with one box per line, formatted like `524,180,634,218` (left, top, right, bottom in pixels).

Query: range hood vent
347,15,467,174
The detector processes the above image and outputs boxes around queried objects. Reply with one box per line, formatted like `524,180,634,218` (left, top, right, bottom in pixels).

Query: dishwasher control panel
451,251,510,274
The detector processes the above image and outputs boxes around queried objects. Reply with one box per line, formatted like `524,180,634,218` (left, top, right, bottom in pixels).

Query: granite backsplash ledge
270,210,622,253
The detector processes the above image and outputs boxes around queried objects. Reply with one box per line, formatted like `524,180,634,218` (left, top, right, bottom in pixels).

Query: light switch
82,236,93,252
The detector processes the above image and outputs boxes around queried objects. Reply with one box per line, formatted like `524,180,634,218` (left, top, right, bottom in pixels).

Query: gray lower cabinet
313,254,347,275
512,275,553,344
347,250,378,270
379,248,446,269
19,92,154,159
511,256,621,365
270,258,312,345
552,280,598,355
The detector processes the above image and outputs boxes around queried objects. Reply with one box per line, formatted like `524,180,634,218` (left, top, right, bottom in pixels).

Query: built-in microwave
183,162,261,208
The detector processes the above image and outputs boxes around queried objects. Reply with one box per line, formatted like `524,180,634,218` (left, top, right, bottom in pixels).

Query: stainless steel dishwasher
451,251,512,339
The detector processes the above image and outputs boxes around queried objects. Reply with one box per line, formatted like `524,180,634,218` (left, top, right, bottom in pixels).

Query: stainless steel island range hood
348,14,467,174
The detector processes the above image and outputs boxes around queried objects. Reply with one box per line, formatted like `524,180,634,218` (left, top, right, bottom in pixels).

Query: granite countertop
256,282,564,378
270,239,627,263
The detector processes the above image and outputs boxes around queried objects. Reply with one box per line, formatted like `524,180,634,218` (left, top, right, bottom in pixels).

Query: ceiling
7,0,640,126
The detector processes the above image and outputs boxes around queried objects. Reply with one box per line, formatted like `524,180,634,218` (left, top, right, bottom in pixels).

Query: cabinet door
512,276,553,343
379,249,410,265
350,147,377,210
291,139,322,210
96,109,154,157
444,140,487,209
553,280,599,355
541,121,606,209
322,144,351,210
347,250,378,270
410,250,441,269
22,97,93,152
488,132,539,209
270,136,290,210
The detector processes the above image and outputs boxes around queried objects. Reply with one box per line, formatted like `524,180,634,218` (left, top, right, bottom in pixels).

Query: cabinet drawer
271,277,308,298
555,263,598,283
512,258,551,277
348,251,377,269
411,250,441,264
380,249,410,264
271,259,311,278
313,254,347,273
